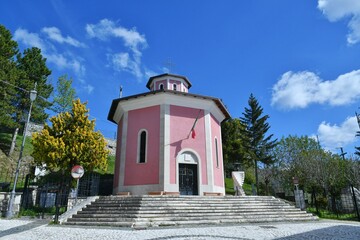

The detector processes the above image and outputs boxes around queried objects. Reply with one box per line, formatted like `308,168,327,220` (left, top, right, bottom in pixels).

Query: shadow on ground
276,225,360,240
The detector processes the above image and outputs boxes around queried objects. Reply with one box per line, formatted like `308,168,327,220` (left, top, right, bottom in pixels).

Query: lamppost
6,84,37,218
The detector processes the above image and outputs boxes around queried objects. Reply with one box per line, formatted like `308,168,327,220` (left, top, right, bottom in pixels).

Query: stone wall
0,192,22,217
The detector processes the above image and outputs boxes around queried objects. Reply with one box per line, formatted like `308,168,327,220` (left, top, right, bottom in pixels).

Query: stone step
84,203,290,210
89,199,289,205
72,210,310,219
68,212,314,222
78,206,298,214
63,195,317,227
95,197,277,202
64,221,134,227
66,214,317,227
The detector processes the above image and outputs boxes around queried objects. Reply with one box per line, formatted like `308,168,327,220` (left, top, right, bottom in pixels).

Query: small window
173,84,177,91
138,130,147,163
159,84,164,90
215,138,219,168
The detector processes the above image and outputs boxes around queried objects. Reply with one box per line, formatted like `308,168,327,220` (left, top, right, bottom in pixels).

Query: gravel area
0,219,359,239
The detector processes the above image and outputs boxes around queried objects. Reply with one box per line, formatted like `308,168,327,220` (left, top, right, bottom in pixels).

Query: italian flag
190,110,201,139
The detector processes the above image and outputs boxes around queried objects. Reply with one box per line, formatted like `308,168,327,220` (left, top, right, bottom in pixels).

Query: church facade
108,73,230,195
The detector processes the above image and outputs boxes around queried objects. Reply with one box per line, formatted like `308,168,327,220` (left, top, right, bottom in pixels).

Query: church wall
124,106,160,185
169,105,208,185
169,80,179,91
155,80,167,90
211,114,225,187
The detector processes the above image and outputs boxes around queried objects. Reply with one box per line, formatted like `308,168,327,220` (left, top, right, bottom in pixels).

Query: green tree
221,118,246,175
15,47,53,124
32,99,109,172
52,74,77,114
0,24,19,129
240,93,277,193
273,135,350,211
274,135,325,191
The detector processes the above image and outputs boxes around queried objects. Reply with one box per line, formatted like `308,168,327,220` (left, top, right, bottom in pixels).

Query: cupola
146,73,192,92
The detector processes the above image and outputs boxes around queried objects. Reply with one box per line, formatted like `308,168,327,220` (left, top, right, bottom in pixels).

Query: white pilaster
204,110,214,192
163,104,171,190
119,112,128,189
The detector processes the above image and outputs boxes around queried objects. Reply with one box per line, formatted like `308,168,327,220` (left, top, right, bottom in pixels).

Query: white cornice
113,93,226,124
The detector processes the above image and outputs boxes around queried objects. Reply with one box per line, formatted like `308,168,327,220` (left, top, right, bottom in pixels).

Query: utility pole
6,83,37,218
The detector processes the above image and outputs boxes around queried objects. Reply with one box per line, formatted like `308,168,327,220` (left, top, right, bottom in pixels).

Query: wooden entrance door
179,164,198,195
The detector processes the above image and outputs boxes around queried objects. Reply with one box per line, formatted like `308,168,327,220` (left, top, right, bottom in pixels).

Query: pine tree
221,118,246,174
240,93,277,194
16,47,53,124
0,24,19,129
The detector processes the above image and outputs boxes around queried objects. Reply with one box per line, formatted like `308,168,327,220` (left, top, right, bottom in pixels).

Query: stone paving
0,219,359,239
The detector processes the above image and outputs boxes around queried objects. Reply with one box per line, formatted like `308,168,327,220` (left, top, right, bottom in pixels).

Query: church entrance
179,164,198,195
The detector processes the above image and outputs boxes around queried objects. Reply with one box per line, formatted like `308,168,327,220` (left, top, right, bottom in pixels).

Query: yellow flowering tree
32,99,109,172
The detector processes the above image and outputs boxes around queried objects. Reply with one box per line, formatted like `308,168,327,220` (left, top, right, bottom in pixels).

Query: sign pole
75,178,80,205
71,165,85,207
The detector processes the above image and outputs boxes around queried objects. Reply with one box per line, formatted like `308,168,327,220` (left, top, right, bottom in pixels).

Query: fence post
350,184,360,221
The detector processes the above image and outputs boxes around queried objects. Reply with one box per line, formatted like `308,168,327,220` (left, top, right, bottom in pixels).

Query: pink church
108,73,230,195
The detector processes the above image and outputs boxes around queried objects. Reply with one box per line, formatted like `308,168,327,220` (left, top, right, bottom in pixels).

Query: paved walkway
0,219,359,239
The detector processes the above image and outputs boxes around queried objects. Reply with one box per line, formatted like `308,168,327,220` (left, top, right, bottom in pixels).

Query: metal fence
296,184,360,221
19,172,113,220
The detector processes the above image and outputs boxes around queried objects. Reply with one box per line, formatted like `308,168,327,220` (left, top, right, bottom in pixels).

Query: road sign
71,165,85,179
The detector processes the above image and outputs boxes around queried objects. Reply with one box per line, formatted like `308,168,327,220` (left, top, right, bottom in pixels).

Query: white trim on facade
204,111,214,192
112,93,226,125
163,104,171,191
117,112,128,193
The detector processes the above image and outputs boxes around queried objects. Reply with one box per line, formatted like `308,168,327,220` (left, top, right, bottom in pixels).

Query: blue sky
2,0,360,156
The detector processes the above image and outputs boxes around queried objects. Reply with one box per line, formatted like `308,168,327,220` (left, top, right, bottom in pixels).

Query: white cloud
144,68,158,79
42,27,86,47
318,0,360,44
109,52,142,79
13,27,91,94
271,70,360,109
317,116,358,151
86,19,147,79
14,28,47,50
83,84,94,94
86,19,147,50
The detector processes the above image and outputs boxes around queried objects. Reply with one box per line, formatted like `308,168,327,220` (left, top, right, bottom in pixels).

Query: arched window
173,84,177,91
215,137,219,168
159,84,164,90
138,130,147,163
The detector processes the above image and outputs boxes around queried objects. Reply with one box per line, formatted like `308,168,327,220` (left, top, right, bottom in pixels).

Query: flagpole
188,109,202,139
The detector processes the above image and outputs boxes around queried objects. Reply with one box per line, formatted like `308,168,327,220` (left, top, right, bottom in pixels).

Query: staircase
63,195,318,228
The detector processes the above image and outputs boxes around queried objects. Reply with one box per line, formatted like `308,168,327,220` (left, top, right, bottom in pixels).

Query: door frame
176,149,202,195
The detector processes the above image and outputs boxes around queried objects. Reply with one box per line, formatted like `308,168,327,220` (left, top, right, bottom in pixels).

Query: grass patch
19,206,67,218
225,177,252,195
95,155,115,174
0,132,33,157
307,207,359,221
